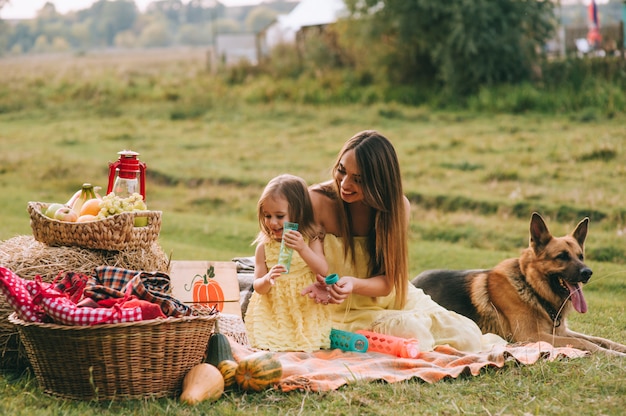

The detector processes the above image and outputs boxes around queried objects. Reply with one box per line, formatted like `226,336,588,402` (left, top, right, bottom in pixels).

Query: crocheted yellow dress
245,239,331,352
325,234,506,353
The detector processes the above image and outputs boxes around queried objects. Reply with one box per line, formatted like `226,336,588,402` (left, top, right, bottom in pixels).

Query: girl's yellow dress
245,239,331,352
324,234,506,353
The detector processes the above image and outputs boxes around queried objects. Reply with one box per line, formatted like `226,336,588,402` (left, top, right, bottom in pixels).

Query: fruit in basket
97,192,148,219
79,198,102,217
44,203,65,218
235,352,282,392
179,363,224,405
77,214,98,223
67,183,102,214
54,207,79,222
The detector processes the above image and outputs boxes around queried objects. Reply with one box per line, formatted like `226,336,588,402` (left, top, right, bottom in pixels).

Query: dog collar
537,297,562,328
517,273,562,328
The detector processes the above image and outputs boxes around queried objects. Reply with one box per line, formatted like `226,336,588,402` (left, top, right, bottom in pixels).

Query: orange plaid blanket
228,338,588,392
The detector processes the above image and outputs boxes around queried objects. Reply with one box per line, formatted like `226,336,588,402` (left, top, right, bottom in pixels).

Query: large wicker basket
28,201,161,251
9,312,217,401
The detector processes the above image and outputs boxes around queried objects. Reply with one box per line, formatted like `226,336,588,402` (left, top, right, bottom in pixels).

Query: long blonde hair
254,174,318,245
312,130,409,309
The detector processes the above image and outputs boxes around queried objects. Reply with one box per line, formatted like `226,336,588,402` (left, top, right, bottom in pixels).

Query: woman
302,130,505,352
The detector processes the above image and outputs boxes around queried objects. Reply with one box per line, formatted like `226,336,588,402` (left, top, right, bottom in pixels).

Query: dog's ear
572,217,589,248
529,212,552,251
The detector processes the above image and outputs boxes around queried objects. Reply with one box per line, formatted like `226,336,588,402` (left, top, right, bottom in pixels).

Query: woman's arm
328,274,393,302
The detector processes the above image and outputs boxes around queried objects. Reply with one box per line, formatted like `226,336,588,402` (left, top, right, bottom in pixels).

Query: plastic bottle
356,330,420,358
329,328,368,353
325,273,339,285
277,222,298,273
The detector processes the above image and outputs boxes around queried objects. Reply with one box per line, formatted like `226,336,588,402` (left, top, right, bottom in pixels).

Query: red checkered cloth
0,266,45,322
83,266,193,317
25,276,144,326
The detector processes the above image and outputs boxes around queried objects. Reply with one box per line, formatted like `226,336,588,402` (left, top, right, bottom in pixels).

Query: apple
134,216,148,227
45,203,65,218
54,207,78,222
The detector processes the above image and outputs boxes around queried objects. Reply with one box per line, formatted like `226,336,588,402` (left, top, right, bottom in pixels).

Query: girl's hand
301,275,330,303
267,264,286,285
282,229,306,253
301,274,353,305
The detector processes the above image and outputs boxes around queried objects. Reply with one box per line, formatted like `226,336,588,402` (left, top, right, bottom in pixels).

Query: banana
67,183,101,213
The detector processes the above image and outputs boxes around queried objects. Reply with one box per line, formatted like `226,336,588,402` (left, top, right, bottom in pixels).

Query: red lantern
107,150,147,200
186,266,225,312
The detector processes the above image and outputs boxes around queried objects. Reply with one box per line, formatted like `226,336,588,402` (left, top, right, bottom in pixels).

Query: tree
245,6,277,32
344,0,556,96
85,0,138,46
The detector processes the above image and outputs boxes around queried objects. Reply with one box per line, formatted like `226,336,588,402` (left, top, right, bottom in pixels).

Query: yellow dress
245,239,331,352
325,234,506,353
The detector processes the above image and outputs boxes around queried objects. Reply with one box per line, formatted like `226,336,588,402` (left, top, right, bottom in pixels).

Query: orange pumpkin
190,266,225,312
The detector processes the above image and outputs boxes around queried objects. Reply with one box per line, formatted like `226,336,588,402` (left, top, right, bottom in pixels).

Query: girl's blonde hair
254,174,319,245
312,130,409,309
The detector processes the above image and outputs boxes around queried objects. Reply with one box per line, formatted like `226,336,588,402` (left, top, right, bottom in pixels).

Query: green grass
1,51,625,415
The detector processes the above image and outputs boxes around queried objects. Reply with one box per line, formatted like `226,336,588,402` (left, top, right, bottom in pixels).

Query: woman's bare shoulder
309,182,339,234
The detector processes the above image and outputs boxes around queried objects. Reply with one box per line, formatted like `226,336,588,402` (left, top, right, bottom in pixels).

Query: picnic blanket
227,337,588,392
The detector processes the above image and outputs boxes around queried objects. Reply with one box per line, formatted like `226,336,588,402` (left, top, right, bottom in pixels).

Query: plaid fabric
0,266,44,322
83,266,192,317
25,277,143,325
53,270,90,303
228,337,589,392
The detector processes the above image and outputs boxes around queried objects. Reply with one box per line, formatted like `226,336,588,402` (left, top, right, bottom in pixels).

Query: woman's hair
313,130,409,309
254,174,318,245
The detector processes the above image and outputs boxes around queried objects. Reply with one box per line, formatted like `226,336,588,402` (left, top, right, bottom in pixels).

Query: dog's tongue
566,281,588,313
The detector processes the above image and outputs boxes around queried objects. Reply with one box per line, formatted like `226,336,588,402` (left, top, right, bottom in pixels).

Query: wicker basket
9,312,217,400
216,313,250,347
28,201,161,251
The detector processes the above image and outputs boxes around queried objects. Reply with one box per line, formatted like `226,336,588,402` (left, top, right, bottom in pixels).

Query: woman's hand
301,274,353,304
328,276,352,304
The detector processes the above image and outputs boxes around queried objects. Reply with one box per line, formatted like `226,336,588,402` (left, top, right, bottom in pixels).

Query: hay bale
0,235,171,372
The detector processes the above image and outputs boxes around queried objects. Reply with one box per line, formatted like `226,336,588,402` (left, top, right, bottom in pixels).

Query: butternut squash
179,363,224,405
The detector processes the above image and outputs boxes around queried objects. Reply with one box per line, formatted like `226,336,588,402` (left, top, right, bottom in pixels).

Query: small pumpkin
185,265,225,312
235,352,282,392
179,363,224,405
205,332,235,367
217,359,239,390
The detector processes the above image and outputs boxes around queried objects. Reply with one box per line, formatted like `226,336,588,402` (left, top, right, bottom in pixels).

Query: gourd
179,363,224,405
205,333,235,367
235,352,283,392
217,360,239,390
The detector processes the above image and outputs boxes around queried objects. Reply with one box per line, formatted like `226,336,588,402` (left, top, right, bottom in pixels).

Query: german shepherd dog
412,212,626,356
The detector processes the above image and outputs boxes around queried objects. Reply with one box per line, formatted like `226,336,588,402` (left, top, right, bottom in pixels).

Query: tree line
0,0,295,54
1,0,623,101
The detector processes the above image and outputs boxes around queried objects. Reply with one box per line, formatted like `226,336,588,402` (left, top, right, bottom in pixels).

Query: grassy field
0,50,625,415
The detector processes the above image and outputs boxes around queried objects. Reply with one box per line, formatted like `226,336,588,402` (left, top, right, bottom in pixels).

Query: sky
0,0,268,19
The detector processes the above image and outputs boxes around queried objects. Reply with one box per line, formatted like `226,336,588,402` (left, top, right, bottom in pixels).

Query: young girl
244,174,331,352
